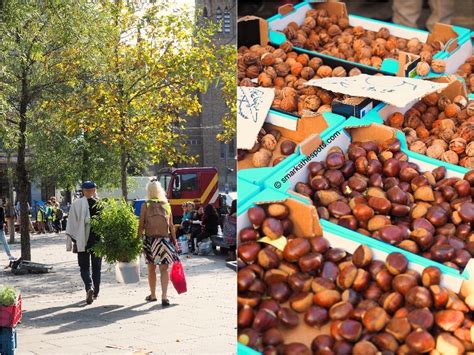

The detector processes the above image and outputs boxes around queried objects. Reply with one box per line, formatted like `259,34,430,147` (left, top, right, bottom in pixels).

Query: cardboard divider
238,16,268,48
278,4,294,16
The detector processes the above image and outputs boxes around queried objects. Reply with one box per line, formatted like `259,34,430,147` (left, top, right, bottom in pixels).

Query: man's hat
82,181,97,189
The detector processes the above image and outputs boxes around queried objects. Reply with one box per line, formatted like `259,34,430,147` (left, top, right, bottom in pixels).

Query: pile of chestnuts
237,127,297,168
386,92,474,168
279,7,447,73
238,204,473,354
293,138,474,271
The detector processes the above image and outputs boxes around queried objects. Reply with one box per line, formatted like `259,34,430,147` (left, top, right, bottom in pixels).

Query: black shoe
86,289,94,304
93,293,99,300
162,299,170,307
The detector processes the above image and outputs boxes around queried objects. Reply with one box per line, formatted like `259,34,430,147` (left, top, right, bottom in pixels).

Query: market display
277,8,446,72
456,55,474,95
238,43,367,117
237,203,473,353
386,93,474,168
237,1,473,353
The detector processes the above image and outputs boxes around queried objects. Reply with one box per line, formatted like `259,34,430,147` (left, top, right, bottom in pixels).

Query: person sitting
194,204,219,255
223,200,237,261
189,206,204,253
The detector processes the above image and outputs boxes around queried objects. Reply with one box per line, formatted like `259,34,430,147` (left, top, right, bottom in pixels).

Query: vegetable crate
0,327,17,355
0,296,22,328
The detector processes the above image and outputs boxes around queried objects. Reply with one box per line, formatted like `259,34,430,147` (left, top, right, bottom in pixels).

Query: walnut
407,38,420,49
430,139,449,150
438,119,455,131
376,27,390,40
449,138,467,154
317,104,332,113
405,113,423,129
290,62,303,76
274,63,290,77
332,66,347,77
423,92,439,106
348,67,362,76
396,38,407,50
441,150,459,165
281,87,297,98
273,48,287,60
410,140,427,154
385,37,397,51
264,66,277,79
416,127,430,140
257,73,273,87
444,104,460,118
426,144,445,159
318,90,334,105
460,156,474,169
245,65,260,79
327,24,341,37
421,112,436,129
359,58,371,66
308,57,323,71
467,101,474,116
300,67,315,80
283,26,297,40
458,63,472,75
431,59,446,74
296,54,310,66
459,124,474,142
358,47,372,60
272,98,282,108
416,62,430,76
465,141,474,157
303,95,321,111
453,95,467,109
426,106,439,117
419,51,433,64
317,65,333,78
439,128,455,142
293,78,307,91
261,134,278,151
303,16,316,30
252,148,272,167
338,17,349,30
388,112,404,129
243,52,260,66
305,38,319,51
239,78,254,87
274,77,285,89
372,43,386,57
403,127,418,140
261,53,274,66
370,56,383,69
353,26,365,37
280,96,297,112
437,96,451,111
353,39,367,53
280,40,293,53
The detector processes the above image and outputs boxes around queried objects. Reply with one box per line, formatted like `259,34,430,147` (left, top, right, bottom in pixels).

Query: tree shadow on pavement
20,301,160,335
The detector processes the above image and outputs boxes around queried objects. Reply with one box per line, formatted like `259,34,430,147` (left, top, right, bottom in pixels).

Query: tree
57,0,222,199
0,0,101,260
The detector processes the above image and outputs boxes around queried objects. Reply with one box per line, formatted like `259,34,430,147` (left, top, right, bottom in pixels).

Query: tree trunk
6,150,15,243
120,145,128,200
17,75,31,260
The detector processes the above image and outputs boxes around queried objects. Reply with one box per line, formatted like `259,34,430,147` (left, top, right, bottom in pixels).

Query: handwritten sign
305,74,449,108
237,86,275,150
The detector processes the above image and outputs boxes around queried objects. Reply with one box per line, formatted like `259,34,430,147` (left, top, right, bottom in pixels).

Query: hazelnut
261,134,277,151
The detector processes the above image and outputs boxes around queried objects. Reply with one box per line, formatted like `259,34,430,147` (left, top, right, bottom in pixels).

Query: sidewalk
0,233,236,355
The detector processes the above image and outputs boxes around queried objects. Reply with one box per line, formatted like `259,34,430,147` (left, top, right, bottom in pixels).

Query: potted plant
91,199,143,283
0,285,22,328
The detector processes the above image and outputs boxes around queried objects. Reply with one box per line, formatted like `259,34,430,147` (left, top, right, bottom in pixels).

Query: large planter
0,295,22,328
115,260,140,284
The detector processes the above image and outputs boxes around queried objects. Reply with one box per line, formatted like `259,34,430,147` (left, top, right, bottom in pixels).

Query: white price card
237,86,275,150
305,74,449,108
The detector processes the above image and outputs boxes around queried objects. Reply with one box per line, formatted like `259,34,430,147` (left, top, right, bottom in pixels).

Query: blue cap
82,181,97,189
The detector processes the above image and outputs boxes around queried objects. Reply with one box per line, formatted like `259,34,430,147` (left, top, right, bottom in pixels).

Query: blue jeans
0,229,12,258
78,251,102,295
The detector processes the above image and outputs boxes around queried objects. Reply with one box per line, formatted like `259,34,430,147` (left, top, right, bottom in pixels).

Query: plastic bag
170,261,187,294
198,238,212,255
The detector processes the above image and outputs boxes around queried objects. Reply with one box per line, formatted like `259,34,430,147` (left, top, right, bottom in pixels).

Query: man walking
66,181,102,305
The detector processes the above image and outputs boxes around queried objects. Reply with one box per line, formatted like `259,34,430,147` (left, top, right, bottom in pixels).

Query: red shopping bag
170,261,187,294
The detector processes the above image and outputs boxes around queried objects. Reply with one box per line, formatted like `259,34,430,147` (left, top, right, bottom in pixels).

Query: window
216,7,222,32
180,173,198,192
223,7,231,34
158,174,172,192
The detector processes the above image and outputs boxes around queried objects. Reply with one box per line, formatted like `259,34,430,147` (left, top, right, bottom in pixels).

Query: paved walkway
0,233,236,355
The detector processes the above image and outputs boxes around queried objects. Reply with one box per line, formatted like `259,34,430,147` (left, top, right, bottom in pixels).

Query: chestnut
352,244,372,268
239,227,260,242
262,328,283,347
267,203,289,219
282,343,310,355
434,310,464,331
280,140,296,155
282,237,311,262
383,158,401,177
392,273,418,296
326,151,345,169
277,307,299,328
252,308,278,332
386,317,412,342
406,330,435,353
248,206,266,227
238,305,255,328
288,272,312,292
313,289,341,309
333,340,353,354
298,252,323,273
311,334,335,353
238,242,261,264
258,247,280,270
405,286,433,308
352,204,374,222
385,252,408,275
407,308,434,330
362,306,389,332
329,301,354,321
380,291,403,314
304,305,329,327
268,283,291,303
352,340,378,354
421,266,441,287
262,218,284,240
307,162,325,176
371,332,399,352
309,237,330,254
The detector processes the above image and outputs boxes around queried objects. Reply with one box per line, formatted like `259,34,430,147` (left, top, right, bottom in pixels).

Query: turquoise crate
241,121,471,292
0,327,17,355
237,178,262,207
238,342,260,355
267,1,472,77
238,112,347,188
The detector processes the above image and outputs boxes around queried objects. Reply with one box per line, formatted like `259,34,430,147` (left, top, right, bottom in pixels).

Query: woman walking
138,180,179,306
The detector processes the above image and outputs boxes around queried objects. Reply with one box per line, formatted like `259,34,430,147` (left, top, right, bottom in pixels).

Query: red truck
134,167,226,223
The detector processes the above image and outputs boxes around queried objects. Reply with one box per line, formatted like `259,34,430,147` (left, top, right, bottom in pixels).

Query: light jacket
65,197,91,253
